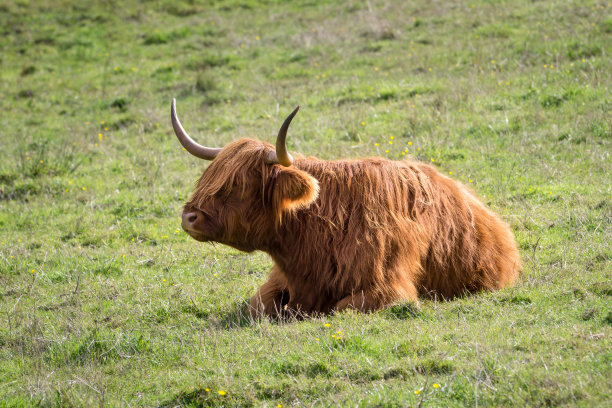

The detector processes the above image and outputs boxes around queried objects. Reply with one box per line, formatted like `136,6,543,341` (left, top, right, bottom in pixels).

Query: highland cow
172,99,521,317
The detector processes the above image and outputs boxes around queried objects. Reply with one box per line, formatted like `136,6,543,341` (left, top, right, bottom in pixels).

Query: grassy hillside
0,0,610,406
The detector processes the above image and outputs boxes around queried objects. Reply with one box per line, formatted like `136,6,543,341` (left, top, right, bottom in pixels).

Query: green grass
0,0,610,406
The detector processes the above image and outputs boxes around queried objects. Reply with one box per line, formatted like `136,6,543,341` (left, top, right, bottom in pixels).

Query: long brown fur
183,138,521,317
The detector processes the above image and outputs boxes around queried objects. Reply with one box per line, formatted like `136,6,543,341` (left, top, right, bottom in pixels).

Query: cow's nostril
182,211,202,229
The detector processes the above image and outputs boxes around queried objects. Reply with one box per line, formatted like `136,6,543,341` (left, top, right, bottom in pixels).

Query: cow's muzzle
181,209,207,240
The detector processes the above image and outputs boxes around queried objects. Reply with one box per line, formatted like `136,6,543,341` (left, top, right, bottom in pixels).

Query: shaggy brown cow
172,99,521,317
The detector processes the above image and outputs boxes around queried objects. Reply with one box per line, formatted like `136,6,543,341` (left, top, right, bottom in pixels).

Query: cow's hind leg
249,266,289,318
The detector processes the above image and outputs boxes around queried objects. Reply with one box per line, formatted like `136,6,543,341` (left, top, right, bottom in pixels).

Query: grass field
1,0,611,406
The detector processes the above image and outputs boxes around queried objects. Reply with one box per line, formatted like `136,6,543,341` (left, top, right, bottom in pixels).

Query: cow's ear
267,167,319,220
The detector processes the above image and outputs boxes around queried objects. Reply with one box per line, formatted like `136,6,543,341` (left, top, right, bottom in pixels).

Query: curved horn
266,106,298,166
171,98,221,161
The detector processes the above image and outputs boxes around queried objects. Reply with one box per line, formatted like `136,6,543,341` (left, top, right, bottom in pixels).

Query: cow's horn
171,99,222,161
266,106,298,167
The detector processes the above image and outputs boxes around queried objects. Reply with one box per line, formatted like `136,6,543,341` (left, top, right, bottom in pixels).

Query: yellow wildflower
218,390,226,396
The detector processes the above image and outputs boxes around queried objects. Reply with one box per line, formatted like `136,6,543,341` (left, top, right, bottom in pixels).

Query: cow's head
171,99,319,252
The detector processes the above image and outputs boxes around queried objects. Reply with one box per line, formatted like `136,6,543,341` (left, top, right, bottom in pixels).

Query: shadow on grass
211,300,254,329
211,300,426,329
210,300,324,329
381,302,422,319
